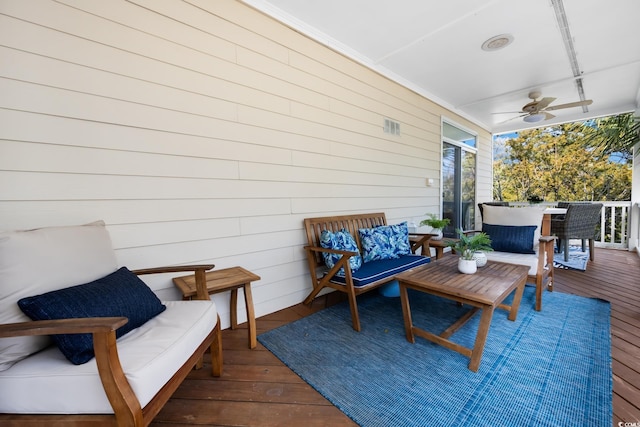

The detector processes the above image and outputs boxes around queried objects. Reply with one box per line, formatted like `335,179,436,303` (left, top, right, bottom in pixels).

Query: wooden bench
303,212,434,331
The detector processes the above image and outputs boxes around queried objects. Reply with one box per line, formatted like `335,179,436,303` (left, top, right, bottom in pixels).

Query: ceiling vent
481,34,514,51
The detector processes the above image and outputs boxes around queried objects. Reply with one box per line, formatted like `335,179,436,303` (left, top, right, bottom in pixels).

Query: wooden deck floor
152,248,640,426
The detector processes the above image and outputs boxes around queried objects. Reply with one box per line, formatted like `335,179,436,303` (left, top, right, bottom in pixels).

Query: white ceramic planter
473,251,488,267
430,229,443,240
458,258,477,274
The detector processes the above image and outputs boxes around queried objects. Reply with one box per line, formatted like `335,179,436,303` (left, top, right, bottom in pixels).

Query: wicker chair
551,203,603,262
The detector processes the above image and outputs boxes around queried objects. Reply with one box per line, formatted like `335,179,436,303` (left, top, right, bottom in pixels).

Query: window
442,120,477,237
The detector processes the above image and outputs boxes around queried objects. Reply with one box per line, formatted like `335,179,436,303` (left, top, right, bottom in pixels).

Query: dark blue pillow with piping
17,267,166,365
482,223,537,254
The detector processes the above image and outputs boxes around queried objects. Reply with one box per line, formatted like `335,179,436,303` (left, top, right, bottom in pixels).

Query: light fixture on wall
523,113,546,123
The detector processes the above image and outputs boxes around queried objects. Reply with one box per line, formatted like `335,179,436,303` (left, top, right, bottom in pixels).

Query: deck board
152,248,640,425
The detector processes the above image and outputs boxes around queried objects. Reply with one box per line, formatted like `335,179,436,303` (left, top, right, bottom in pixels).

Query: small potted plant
419,213,450,240
527,195,544,204
448,229,493,274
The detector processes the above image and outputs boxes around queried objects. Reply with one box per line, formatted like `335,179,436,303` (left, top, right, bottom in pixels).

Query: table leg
468,306,494,372
542,213,551,236
399,283,415,343
508,280,526,321
230,289,239,329
243,283,257,349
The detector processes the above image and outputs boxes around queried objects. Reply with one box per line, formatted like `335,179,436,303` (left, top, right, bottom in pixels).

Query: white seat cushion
484,251,540,276
0,300,217,414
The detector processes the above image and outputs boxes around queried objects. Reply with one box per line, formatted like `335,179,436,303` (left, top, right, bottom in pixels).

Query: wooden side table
173,266,260,349
409,235,457,259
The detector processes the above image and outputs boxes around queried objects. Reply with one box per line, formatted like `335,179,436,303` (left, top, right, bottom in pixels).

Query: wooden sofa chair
551,202,603,261
303,213,434,331
480,205,556,311
0,221,222,427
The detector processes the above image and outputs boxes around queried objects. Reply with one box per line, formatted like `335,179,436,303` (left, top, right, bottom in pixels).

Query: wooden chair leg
589,239,595,261
303,283,324,305
345,289,361,332
211,316,223,377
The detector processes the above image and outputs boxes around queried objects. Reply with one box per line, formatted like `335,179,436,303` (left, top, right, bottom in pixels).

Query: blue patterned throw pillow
482,223,537,254
18,267,166,365
387,222,411,256
319,229,363,275
359,222,411,263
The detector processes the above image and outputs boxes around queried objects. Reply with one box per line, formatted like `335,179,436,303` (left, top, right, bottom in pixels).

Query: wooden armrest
0,317,128,338
408,233,436,254
304,245,358,257
0,316,143,423
131,264,215,276
304,245,357,281
409,233,438,239
132,264,215,301
460,229,479,235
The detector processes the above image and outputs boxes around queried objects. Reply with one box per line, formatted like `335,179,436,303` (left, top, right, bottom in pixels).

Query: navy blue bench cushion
328,254,430,287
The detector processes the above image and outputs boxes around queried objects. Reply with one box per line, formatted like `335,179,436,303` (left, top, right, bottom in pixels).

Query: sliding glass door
442,122,477,237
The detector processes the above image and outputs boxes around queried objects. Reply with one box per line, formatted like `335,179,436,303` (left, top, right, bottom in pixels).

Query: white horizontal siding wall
0,0,491,327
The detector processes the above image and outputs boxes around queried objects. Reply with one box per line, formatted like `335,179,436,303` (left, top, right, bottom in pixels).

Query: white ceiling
242,0,640,134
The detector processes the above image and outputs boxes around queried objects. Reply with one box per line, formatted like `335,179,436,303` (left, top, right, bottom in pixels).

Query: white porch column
630,118,640,254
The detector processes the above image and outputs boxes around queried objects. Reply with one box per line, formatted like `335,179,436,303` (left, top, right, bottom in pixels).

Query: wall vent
384,118,400,135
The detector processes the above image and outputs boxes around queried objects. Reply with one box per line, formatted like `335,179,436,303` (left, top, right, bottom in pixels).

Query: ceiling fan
498,91,593,123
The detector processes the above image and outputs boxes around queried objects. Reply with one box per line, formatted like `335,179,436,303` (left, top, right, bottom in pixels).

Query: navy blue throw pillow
482,223,537,254
18,267,166,365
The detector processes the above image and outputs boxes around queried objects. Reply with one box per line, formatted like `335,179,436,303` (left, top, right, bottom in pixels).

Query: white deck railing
507,201,632,249
598,201,632,249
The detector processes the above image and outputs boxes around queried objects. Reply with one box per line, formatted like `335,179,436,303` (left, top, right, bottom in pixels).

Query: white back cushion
482,205,546,249
0,221,118,371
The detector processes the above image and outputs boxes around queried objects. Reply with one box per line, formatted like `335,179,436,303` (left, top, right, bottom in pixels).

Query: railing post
621,205,628,247
600,205,606,244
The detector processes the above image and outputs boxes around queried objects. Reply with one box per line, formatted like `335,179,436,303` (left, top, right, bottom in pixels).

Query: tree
493,122,631,202
581,112,640,161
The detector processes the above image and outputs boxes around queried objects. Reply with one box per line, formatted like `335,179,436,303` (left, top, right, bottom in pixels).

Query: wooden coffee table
396,256,528,372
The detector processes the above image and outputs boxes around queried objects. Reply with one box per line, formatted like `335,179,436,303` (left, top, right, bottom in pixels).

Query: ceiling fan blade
496,114,527,125
492,111,525,114
535,97,556,110
545,99,593,111
543,111,555,120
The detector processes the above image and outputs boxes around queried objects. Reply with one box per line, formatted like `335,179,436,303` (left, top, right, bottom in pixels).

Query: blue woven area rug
554,245,590,271
259,287,611,427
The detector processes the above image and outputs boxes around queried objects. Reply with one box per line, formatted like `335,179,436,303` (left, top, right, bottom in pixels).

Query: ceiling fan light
523,113,546,123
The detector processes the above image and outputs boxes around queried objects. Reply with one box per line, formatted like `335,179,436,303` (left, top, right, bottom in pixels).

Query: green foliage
581,113,639,161
493,120,632,202
448,229,493,260
420,213,450,229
